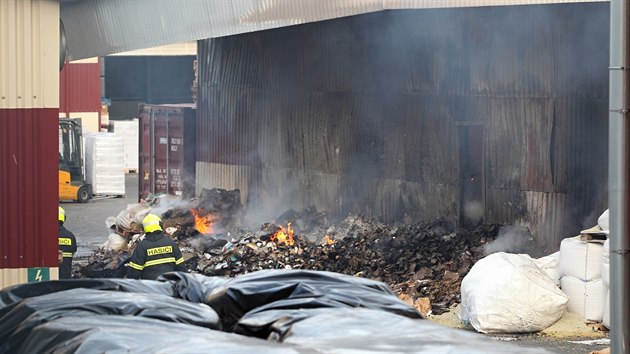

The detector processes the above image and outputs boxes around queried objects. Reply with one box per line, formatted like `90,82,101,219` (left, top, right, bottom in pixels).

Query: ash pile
77,188,501,315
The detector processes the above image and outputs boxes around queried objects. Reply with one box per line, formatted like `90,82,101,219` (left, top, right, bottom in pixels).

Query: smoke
197,3,610,232
241,174,310,228
483,226,532,255
151,195,194,216
581,208,602,230
463,201,483,226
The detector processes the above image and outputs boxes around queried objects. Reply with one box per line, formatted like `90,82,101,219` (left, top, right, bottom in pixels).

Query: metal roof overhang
60,0,607,60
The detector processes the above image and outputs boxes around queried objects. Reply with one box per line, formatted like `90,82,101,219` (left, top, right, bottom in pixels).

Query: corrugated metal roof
61,0,607,60
110,41,197,57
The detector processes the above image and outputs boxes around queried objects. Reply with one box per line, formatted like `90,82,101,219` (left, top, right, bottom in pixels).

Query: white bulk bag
461,252,568,333
102,233,128,251
533,252,561,286
560,276,606,322
598,209,610,234
115,209,133,230
602,239,610,288
126,203,151,224
559,237,603,281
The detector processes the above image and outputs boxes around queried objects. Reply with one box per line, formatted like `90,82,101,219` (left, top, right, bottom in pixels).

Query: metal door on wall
458,123,484,228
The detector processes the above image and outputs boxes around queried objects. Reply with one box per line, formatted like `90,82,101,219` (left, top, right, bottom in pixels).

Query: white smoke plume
483,225,532,255
151,195,195,216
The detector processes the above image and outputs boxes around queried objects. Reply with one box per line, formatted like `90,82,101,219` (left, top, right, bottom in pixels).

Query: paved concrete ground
61,174,139,257
430,306,609,354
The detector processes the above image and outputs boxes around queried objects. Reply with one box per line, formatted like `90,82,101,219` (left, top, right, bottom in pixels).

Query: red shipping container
138,104,196,201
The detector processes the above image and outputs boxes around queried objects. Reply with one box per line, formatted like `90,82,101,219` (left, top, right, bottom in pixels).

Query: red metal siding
0,108,58,268
59,61,101,113
138,104,196,201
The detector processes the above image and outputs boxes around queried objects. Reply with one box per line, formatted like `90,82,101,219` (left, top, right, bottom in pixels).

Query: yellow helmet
142,213,163,233
58,206,66,223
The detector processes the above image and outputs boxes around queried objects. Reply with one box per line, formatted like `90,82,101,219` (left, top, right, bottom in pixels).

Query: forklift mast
59,118,84,183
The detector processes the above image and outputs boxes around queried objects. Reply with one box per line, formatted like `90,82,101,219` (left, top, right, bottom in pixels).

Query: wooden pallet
110,223,142,239
111,224,132,238
579,232,608,243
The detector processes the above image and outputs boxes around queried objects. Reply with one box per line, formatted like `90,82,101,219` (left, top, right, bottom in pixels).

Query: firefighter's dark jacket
58,224,77,279
127,231,185,280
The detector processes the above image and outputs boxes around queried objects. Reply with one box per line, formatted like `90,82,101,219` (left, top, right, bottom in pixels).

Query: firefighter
126,213,185,280
58,206,77,279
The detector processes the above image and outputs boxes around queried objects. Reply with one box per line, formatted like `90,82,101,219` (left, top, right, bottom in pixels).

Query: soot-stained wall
196,3,609,247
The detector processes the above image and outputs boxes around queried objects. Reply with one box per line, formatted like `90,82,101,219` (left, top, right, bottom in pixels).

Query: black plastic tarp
0,288,220,353
0,278,174,309
204,269,422,331
158,271,228,303
0,269,553,353
18,315,298,354
278,307,553,353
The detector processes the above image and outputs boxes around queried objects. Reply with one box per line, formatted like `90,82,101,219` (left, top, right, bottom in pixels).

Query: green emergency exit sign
27,268,50,282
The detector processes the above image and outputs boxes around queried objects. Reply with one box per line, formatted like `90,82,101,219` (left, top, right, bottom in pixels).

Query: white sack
114,203,150,230
598,209,610,234
115,209,133,230
560,276,606,322
602,239,610,289
124,203,151,225
105,216,116,229
559,237,603,281
533,252,561,286
603,288,610,329
102,233,128,251
461,252,568,333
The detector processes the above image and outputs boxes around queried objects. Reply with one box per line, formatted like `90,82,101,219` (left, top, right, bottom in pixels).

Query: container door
139,108,186,200
157,113,185,197
139,110,153,200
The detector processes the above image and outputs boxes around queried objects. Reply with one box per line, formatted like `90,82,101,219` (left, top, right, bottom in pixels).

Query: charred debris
76,188,531,315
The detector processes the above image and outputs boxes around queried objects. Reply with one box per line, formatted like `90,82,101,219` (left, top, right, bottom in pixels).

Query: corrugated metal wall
0,0,60,287
197,3,609,247
60,59,101,113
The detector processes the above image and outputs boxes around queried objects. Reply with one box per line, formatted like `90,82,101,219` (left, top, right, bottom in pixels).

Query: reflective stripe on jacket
58,225,77,279
127,232,185,280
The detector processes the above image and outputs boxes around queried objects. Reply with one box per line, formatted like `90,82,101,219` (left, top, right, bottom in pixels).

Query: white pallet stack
111,119,139,173
85,132,125,196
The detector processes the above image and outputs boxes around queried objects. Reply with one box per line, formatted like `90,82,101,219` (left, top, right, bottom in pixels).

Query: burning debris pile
77,188,501,315
182,217,499,315
162,188,243,235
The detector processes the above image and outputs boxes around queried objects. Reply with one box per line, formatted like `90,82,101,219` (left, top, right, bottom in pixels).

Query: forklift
59,118,91,203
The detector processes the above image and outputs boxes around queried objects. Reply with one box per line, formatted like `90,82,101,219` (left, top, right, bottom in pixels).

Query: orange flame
271,223,295,246
323,235,335,245
191,209,216,235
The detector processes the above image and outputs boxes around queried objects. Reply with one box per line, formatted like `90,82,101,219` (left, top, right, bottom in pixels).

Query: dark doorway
458,124,484,228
